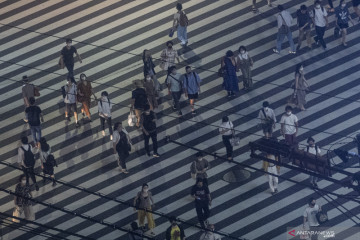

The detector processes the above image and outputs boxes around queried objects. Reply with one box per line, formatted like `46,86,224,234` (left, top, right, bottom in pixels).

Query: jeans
30,125,41,143
276,31,295,52
171,91,182,112
315,26,327,49
144,131,158,154
100,117,113,135
65,62,74,78
222,135,233,158
22,166,37,185
195,200,210,228
177,25,188,44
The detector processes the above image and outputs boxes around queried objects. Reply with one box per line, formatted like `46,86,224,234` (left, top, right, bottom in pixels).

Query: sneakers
289,51,296,54
273,49,279,54
153,153,160,158
204,220,209,227
110,135,113,141
101,130,105,137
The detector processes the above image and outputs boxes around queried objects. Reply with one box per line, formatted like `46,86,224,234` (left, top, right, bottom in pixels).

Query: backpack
43,154,57,174
21,145,35,167
179,11,188,27
116,131,131,156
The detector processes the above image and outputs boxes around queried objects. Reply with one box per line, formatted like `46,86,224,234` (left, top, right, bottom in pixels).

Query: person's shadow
178,45,202,68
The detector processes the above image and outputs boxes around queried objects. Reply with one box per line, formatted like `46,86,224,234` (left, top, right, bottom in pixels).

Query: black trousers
22,166,37,185
222,135,233,158
315,26,327,49
144,131,158,154
195,200,210,228
100,117,113,135
117,152,128,169
65,62,74,78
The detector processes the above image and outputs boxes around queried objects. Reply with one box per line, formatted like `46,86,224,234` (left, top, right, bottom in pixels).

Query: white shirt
280,113,298,135
98,97,112,118
64,83,77,104
307,145,321,155
313,7,328,27
17,144,37,167
219,121,233,136
112,129,129,144
303,204,320,226
277,10,293,28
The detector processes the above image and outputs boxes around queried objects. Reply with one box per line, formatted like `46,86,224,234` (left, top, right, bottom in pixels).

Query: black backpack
21,145,35,167
116,131,131,156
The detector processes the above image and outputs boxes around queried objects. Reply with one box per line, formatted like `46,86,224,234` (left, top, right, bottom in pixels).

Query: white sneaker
101,130,105,136
110,135,113,140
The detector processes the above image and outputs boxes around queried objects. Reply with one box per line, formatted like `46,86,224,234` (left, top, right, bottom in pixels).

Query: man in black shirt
60,38,82,78
131,80,149,127
296,5,312,50
25,97,44,147
191,178,211,229
140,105,160,157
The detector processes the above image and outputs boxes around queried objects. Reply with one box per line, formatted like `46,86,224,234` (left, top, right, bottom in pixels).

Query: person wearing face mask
18,136,39,191
303,198,322,240
140,104,160,157
166,66,183,116
296,5,313,51
77,73,96,122
258,101,276,138
236,46,254,90
221,50,239,97
12,174,35,223
288,64,309,111
59,38,82,78
191,178,212,229
142,49,160,92
166,216,186,240
335,0,355,47
280,106,298,146
113,122,131,173
160,41,180,74
133,183,156,236
98,91,113,140
131,80,149,128
143,74,158,111
182,66,201,114
190,152,210,186
310,1,329,50
199,224,222,240
306,137,322,188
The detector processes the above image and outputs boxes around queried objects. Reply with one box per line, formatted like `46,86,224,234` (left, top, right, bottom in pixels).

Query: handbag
12,206,23,223
316,210,328,224
278,13,289,34
217,67,224,77
169,28,175,37
34,86,40,97
128,110,137,127
228,121,240,147
191,161,197,179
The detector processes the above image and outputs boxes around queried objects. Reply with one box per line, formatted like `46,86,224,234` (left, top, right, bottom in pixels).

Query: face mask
67,43,72,47
146,77,151,81
168,45,172,48
299,67,304,72
240,50,245,54
143,188,148,192
21,180,26,185
287,112,291,116
81,76,86,80
316,5,320,9
102,96,107,101
342,4,346,7
198,158,203,161
264,107,269,111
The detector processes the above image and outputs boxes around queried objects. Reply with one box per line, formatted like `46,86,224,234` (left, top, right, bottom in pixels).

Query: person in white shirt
303,197,321,240
280,106,298,145
17,137,39,191
273,5,296,54
264,153,280,195
311,0,329,50
112,122,131,174
199,224,222,240
258,101,276,138
219,116,234,161
98,91,113,140
64,78,79,127
306,137,321,188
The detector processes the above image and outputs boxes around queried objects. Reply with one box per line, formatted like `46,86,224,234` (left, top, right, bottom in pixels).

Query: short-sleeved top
25,106,42,126
312,7,328,27
280,113,298,135
190,159,210,179
64,83,77,104
219,121,233,136
296,10,312,29
191,185,210,201
141,111,156,132
303,204,320,226
112,129,129,144
167,73,182,92
61,46,77,64
22,84,34,102
182,72,201,94
15,183,32,206
307,145,321,155
137,191,153,209
335,6,350,24
132,88,148,109
77,81,92,99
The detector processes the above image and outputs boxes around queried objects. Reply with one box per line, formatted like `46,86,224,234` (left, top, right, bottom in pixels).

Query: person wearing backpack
25,97,44,148
273,5,296,54
310,1,329,50
167,66,183,116
131,80,149,127
306,137,321,188
140,105,160,158
112,122,131,174
98,91,113,140
183,66,201,115
39,137,57,187
17,137,39,191
173,3,188,46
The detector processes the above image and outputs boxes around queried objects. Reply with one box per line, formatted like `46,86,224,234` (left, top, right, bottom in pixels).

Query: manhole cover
223,168,251,183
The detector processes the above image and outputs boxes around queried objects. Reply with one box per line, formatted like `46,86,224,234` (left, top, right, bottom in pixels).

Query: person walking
306,137,322,188
172,3,188,46
112,122,131,174
17,137,39,191
165,216,186,240
140,105,160,157
143,74,158,111
303,197,322,240
251,0,272,13
280,106,298,146
221,50,239,97
133,183,156,236
59,38,82,78
199,224,222,240
64,79,80,127
258,101,276,138
166,66,183,116
264,153,280,195
273,5,296,54
25,97,44,148
236,46,254,90
142,49,160,92
12,175,35,223
129,222,144,240
21,75,36,123
288,63,309,111
336,0,355,47
182,66,201,114
131,80,149,127
39,137,57,187
98,91,113,140
296,5,313,51
190,152,210,186
191,178,212,229
311,1,329,50
160,41,180,73
219,116,234,161
77,73,96,122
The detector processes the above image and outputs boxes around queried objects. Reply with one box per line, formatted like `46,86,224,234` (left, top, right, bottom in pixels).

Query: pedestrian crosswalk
1,0,360,239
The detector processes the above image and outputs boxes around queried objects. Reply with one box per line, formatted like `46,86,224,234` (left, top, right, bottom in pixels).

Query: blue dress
222,57,239,92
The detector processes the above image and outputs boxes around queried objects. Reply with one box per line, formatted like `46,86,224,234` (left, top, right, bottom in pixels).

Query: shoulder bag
316,209,328,224
278,13,289,34
229,121,240,146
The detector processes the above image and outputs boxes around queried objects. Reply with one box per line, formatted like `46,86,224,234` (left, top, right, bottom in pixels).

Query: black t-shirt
132,88,147,109
191,185,210,201
25,106,42,126
297,10,311,29
142,111,156,132
61,46,77,64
